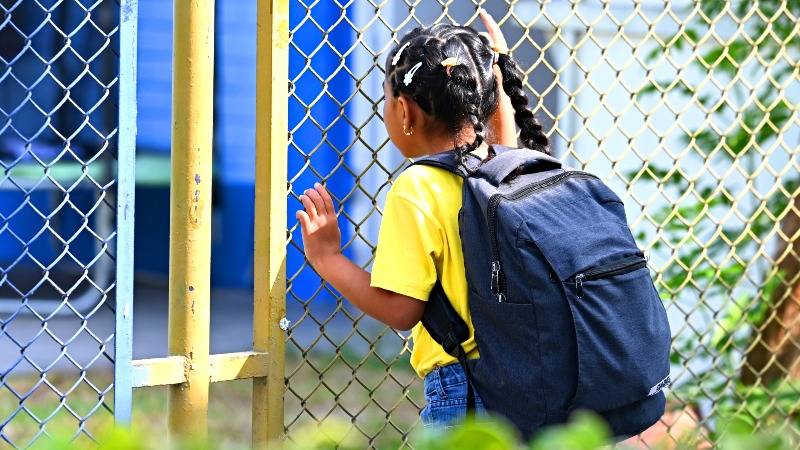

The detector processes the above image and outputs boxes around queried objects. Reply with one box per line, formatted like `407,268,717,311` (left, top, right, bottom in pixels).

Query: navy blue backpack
414,146,671,438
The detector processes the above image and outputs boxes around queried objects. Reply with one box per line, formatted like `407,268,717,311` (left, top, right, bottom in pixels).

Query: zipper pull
491,261,502,301
575,273,585,298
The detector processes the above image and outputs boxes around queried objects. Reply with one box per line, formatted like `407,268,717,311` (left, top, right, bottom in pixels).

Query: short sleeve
370,186,442,301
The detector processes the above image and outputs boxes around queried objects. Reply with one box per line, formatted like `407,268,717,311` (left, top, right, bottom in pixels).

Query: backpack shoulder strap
410,150,483,177
411,150,459,174
411,150,482,410
421,281,476,410
475,147,562,185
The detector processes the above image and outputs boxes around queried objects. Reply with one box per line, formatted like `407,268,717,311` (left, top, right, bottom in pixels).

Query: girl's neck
423,130,489,159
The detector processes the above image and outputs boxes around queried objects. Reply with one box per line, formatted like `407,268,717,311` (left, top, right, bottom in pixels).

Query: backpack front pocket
564,255,671,412
468,291,548,429
529,223,671,413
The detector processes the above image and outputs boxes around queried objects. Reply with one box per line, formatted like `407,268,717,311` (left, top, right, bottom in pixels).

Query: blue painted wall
0,3,117,276
131,0,172,279
285,1,356,301
133,0,355,290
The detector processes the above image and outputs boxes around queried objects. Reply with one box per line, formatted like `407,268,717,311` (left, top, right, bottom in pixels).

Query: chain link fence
0,0,122,446
1,0,798,448
286,0,800,447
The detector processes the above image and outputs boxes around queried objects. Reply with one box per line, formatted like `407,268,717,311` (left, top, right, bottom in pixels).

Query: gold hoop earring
404,126,413,136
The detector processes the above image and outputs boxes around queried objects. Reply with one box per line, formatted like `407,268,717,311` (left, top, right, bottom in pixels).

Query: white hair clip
391,42,411,66
403,62,423,86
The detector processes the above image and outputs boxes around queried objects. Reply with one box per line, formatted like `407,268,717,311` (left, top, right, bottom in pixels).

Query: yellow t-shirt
370,163,478,378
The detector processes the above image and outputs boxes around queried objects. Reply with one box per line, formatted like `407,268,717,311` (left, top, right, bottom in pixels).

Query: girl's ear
397,94,414,132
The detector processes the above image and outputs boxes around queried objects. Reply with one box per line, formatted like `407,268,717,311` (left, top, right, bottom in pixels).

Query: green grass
284,347,422,449
1,369,114,449
1,349,422,449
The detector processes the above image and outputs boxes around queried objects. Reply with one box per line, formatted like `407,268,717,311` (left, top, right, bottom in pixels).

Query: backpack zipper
574,254,647,298
486,171,599,302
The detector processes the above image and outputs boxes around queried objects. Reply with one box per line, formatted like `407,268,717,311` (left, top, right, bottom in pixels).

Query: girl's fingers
315,183,335,215
478,9,508,52
296,210,311,230
299,194,318,218
305,188,326,216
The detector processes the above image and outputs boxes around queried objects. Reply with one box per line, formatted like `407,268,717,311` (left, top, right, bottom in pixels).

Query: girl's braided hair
385,24,550,159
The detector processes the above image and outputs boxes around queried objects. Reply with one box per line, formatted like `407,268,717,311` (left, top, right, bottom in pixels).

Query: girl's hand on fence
296,184,424,330
478,9,508,55
297,183,342,270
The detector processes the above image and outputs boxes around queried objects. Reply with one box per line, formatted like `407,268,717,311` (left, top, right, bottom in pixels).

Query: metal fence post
253,0,289,447
167,0,215,440
127,5,279,444
114,0,139,426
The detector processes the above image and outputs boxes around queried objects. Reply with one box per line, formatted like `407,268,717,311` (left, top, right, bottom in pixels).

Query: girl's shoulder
390,164,462,201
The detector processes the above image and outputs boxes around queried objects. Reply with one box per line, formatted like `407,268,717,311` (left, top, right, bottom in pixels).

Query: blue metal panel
209,0,357,290
210,0,257,288
287,0,355,301
135,0,173,151
114,0,138,425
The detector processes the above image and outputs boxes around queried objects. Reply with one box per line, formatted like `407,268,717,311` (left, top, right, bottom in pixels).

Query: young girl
296,11,549,427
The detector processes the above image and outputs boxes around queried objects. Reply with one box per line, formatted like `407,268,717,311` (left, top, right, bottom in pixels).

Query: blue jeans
420,362,486,427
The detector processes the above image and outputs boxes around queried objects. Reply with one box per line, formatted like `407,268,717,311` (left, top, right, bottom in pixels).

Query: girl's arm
480,10,517,148
296,184,426,331
488,68,517,147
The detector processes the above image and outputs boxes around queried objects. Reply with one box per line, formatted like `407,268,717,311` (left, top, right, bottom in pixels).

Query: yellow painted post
167,0,214,441
253,0,289,447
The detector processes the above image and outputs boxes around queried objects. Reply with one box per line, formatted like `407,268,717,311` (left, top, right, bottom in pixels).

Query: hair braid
496,53,550,154
452,102,485,167
442,48,490,165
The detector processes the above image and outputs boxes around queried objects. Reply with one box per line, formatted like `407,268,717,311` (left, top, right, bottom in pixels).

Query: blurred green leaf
279,420,362,450
636,82,660,98
529,412,610,450
415,416,518,450
29,427,148,450
644,28,701,63
711,293,748,351
700,0,728,23
98,428,149,450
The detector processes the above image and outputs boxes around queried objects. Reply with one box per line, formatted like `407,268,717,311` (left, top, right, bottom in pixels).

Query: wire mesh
0,0,121,446
286,0,800,448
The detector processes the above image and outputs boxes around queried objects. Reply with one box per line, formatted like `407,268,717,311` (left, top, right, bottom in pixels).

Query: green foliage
634,0,800,410
712,381,800,435
527,412,610,450
26,411,800,450
713,410,800,450
278,420,364,450
29,427,147,450
415,415,519,450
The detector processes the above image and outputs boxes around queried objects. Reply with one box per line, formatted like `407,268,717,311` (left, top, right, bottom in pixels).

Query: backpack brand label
648,375,671,396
